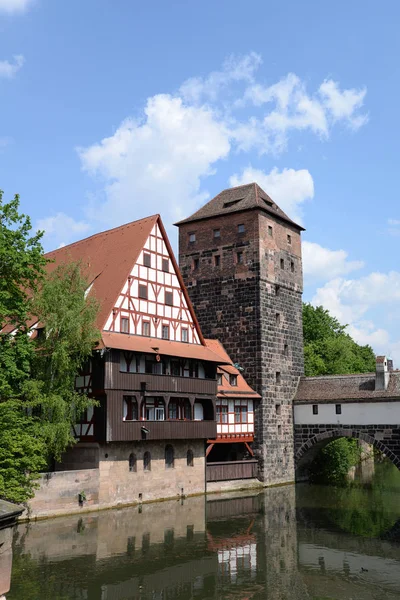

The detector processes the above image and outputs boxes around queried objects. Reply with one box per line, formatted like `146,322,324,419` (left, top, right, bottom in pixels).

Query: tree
303,303,376,376
0,193,100,502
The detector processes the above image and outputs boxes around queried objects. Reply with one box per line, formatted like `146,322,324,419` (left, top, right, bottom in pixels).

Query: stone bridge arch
294,426,400,479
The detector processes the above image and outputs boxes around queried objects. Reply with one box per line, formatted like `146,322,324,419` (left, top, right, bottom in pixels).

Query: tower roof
174,182,304,231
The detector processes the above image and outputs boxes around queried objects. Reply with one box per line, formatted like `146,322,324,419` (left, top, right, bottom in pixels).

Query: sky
1,0,400,363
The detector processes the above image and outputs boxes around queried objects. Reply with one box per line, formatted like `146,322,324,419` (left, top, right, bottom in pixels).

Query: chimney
375,356,390,391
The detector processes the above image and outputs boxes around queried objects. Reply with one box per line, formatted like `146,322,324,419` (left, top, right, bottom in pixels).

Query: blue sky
2,0,400,362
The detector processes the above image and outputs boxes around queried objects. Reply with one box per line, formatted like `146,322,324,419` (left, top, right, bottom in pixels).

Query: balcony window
162,258,169,272
216,404,228,424
235,404,248,423
165,444,175,469
120,351,137,373
123,396,138,421
169,398,191,420
171,360,181,376
143,451,151,471
143,397,165,421
145,356,167,375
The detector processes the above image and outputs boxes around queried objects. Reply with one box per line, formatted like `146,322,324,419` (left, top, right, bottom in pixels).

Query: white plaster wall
294,401,400,425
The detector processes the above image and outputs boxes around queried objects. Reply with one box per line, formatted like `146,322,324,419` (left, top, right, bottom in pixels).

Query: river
6,460,400,600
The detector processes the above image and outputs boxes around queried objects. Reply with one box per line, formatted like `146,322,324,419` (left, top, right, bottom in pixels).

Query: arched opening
143,451,151,471
165,444,174,469
187,448,194,467
129,453,137,472
123,396,138,421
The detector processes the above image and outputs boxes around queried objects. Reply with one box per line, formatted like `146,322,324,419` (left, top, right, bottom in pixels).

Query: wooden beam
206,443,215,457
244,442,254,457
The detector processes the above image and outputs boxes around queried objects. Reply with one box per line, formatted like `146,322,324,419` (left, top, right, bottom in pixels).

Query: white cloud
229,166,314,224
0,0,33,13
78,94,231,228
302,241,364,280
319,79,368,130
36,213,91,249
0,54,24,78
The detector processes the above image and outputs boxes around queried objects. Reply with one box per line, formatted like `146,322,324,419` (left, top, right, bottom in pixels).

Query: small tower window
280,258,284,270
278,424,282,435
193,258,199,270
312,405,318,415
287,234,292,245
238,224,245,234
165,444,174,469
276,372,281,385
162,258,169,272
143,252,151,267
139,284,148,299
276,313,281,325
290,261,294,273
121,317,129,334
189,232,196,243
236,252,243,264
165,291,173,306
283,344,288,356
214,229,220,238
268,225,273,237
275,403,281,415
214,255,220,267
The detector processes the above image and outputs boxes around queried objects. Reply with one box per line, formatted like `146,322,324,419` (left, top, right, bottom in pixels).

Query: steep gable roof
205,339,261,398
174,182,304,231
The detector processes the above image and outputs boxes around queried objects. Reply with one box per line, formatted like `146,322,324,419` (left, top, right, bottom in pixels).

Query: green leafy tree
303,303,376,376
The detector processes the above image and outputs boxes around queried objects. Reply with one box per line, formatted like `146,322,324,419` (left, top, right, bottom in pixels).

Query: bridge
293,356,400,477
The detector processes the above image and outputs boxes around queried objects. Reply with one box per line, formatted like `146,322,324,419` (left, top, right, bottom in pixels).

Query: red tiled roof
295,372,400,402
174,182,304,231
205,339,261,398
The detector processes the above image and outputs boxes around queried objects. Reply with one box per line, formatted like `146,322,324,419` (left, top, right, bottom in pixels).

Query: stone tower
175,183,304,484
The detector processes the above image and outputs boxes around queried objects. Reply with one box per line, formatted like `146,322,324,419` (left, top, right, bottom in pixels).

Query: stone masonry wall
178,208,304,485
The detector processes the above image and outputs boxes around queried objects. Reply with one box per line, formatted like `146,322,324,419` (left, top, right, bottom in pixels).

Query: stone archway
295,428,400,479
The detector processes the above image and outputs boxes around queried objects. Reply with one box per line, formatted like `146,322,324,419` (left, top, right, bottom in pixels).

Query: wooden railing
206,460,258,482
106,371,217,395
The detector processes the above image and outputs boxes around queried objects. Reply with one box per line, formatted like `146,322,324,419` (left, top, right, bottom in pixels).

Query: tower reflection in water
8,480,400,600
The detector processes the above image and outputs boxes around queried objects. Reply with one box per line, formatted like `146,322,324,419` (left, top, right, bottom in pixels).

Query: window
236,252,243,264
142,321,150,336
189,232,196,243
280,258,284,270
120,351,137,373
276,312,281,325
224,198,242,208
193,258,199,270
168,398,191,420
275,403,281,415
143,252,151,267
143,451,151,471
275,284,280,296
165,291,173,306
187,449,194,467
278,424,282,435
120,317,129,334
144,398,165,421
235,404,247,423
162,258,169,272
217,373,222,385
139,284,148,299
336,404,342,415
229,374,238,386
124,396,138,421
165,444,174,469
129,453,137,472
238,224,245,233
214,229,220,238
276,371,281,385
291,261,294,273
216,404,228,423
287,234,292,245
312,405,318,415
181,328,188,343
268,225,273,236
162,325,169,340
214,255,220,267
284,344,288,356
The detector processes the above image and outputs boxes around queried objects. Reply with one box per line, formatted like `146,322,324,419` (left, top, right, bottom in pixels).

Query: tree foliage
303,303,376,376
0,192,100,502
309,437,361,487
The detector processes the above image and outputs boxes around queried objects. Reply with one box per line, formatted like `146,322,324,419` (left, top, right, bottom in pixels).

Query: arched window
129,453,137,472
143,451,151,471
187,449,194,467
165,444,174,469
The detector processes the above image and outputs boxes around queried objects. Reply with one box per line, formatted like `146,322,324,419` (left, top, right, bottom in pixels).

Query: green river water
6,460,400,600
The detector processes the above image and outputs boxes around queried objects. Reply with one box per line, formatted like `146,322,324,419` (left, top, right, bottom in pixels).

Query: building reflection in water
8,482,400,600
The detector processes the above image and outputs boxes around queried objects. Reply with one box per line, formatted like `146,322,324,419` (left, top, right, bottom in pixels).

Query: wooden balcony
106,371,217,396
206,460,258,482
107,418,217,442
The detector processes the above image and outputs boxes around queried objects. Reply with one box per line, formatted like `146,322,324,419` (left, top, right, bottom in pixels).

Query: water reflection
7,461,400,600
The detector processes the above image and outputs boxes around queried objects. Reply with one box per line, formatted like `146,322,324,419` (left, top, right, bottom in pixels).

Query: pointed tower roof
174,182,304,231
